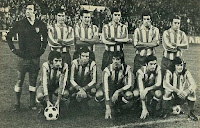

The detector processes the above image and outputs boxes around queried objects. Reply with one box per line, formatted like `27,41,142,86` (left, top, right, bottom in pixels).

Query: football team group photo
0,0,200,127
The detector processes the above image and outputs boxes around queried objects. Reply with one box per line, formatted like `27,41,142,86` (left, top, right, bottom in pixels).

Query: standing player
161,15,188,76
36,51,69,111
136,55,162,119
48,8,74,69
101,8,129,71
73,10,99,61
162,57,198,121
70,47,97,110
133,10,160,75
6,2,47,111
99,51,133,119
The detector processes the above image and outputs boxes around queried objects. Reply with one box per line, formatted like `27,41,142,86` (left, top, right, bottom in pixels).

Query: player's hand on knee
177,91,186,99
140,108,149,119
77,88,87,99
105,107,112,119
112,90,119,103
80,88,87,98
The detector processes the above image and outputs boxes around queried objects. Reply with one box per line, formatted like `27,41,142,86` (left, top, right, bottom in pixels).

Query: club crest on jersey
35,27,40,33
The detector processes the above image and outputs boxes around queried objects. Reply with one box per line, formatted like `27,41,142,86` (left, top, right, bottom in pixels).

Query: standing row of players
6,2,198,121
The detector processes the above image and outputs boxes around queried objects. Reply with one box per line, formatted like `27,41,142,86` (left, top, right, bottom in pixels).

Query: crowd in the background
0,0,200,35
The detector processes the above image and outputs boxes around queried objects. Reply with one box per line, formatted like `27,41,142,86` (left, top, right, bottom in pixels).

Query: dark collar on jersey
140,24,153,30
169,28,180,34
110,21,122,27
81,22,92,28
111,63,124,71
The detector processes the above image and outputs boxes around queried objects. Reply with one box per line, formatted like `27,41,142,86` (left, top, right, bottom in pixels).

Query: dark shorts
161,57,175,77
69,86,97,98
61,52,71,69
16,57,40,73
133,54,146,74
101,50,124,71
16,57,40,85
172,93,195,106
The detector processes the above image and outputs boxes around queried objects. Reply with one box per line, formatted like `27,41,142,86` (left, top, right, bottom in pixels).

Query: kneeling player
136,55,162,119
70,47,97,110
162,57,198,121
98,51,133,119
36,51,69,112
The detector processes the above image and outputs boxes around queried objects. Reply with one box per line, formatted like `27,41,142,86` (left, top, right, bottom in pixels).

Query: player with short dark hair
73,9,99,61
161,14,188,76
70,47,97,111
133,10,160,75
136,55,162,119
101,7,129,71
162,57,198,121
98,51,133,119
36,51,69,112
6,2,48,111
48,8,74,70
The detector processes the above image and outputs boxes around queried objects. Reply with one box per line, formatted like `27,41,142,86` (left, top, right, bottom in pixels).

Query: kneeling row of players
36,48,198,121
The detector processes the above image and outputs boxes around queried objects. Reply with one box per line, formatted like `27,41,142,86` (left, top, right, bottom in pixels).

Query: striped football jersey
162,28,188,60
70,59,97,88
48,23,74,52
134,25,160,56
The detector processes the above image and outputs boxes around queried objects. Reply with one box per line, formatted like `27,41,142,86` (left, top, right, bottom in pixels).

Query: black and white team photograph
0,0,200,127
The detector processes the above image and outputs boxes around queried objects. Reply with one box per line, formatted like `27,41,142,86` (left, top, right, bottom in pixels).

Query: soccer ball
44,106,59,120
172,105,181,115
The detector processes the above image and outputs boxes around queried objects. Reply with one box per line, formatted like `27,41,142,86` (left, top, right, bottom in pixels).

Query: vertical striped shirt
70,59,97,88
162,28,188,60
104,64,132,101
102,22,128,51
48,23,74,52
136,65,161,87
163,70,196,101
134,25,160,56
41,62,68,96
75,23,98,51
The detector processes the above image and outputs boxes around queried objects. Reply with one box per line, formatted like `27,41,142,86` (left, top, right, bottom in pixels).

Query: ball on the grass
172,105,181,115
44,106,59,120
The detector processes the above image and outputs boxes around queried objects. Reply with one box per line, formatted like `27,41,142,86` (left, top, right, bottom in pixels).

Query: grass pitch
0,41,200,128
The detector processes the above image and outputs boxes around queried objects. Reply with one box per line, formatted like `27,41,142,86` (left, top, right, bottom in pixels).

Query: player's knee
95,89,104,102
133,89,140,97
155,90,162,99
36,93,44,102
63,90,69,99
125,91,133,100
90,88,97,96
164,89,172,98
